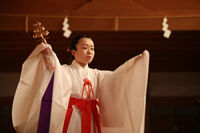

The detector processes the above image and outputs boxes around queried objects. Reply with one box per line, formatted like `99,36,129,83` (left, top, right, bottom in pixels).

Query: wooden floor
1,96,200,133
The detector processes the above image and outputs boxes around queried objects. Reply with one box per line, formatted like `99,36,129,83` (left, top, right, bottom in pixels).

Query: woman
12,35,150,133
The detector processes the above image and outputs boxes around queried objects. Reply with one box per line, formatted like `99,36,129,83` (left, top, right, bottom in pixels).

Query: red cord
81,78,94,99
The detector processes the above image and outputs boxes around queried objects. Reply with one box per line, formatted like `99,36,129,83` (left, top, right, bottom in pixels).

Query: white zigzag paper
62,17,72,38
162,17,171,38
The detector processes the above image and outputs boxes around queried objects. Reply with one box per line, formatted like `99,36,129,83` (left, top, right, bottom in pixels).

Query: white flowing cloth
12,43,150,133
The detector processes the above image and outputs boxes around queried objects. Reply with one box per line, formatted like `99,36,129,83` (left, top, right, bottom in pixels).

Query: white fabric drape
12,43,149,133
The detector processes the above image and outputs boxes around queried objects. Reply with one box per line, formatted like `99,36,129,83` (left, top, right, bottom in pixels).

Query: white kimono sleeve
98,50,150,133
12,43,72,133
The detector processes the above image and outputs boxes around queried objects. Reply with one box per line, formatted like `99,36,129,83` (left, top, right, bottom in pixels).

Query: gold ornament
33,21,49,43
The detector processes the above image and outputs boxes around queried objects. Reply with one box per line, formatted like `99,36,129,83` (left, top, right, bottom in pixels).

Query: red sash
63,78,101,133
62,97,101,133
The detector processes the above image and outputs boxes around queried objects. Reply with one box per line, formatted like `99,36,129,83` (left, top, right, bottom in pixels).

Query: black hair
69,35,91,51
68,35,91,63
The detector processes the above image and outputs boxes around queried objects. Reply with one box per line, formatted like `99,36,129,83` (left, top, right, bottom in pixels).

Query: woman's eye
91,48,94,50
83,47,87,49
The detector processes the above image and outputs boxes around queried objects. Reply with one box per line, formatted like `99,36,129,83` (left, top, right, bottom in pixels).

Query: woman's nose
87,49,91,53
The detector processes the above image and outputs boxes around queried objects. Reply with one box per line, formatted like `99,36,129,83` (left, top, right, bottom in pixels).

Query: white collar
71,60,90,79
71,60,89,70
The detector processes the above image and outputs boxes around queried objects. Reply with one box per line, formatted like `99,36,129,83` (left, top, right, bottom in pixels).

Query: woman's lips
87,56,92,59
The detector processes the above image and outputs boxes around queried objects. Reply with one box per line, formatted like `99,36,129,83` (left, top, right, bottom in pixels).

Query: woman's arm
41,47,56,72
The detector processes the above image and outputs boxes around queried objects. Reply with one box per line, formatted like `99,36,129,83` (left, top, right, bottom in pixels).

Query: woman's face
71,38,95,67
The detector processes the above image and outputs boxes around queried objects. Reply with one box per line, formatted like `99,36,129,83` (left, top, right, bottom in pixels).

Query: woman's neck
75,60,87,68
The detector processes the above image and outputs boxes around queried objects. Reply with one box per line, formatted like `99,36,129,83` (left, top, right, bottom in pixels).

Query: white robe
12,43,150,133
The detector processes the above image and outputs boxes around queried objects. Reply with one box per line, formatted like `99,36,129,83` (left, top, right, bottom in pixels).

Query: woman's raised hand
41,47,56,72
41,47,51,55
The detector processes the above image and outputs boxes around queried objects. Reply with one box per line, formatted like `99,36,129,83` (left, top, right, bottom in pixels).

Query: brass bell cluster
33,21,49,43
